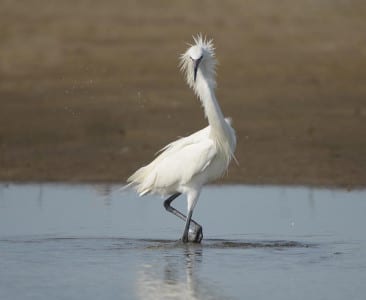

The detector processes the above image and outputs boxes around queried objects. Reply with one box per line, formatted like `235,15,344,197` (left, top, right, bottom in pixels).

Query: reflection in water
0,183,9,200
37,184,44,209
93,184,113,206
1,184,366,300
136,245,222,300
307,188,315,214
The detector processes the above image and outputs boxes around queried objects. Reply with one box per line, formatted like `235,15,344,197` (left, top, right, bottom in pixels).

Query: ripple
139,238,312,250
0,236,313,250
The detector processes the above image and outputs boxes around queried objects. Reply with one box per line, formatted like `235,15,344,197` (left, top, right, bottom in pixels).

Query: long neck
195,73,228,139
194,71,236,167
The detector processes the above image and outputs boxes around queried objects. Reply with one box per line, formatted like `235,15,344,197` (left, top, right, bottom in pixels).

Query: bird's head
180,34,217,90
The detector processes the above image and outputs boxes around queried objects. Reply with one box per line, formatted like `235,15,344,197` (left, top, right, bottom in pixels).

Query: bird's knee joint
163,200,170,210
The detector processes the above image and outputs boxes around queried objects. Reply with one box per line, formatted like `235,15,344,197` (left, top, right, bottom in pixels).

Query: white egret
126,35,236,243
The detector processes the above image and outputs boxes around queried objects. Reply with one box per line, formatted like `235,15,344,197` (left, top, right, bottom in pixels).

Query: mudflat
1,0,365,187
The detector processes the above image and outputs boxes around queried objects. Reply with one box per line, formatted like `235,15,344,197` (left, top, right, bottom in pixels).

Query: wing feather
128,129,216,196
128,118,233,196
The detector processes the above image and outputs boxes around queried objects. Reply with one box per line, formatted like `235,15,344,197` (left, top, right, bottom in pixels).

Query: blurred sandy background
0,0,365,187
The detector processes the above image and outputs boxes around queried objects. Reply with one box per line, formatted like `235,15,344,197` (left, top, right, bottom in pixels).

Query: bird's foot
182,225,203,243
190,225,203,243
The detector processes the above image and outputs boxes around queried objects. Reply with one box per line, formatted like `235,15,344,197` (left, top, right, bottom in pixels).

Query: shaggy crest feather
179,34,217,92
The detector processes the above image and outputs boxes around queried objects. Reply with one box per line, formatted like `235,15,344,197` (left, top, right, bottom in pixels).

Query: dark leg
163,193,203,243
182,210,193,243
163,193,200,227
163,193,185,222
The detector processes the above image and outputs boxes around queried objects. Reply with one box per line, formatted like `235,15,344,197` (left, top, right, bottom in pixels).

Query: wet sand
0,0,365,187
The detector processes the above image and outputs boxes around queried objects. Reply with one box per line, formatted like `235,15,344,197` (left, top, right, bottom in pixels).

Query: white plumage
126,34,236,243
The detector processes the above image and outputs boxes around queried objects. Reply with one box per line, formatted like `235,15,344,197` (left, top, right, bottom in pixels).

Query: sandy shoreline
1,0,365,187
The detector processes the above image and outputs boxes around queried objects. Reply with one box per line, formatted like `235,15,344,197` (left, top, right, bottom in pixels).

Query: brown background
1,0,365,187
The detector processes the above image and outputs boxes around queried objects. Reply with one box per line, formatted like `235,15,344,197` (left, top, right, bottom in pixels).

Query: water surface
0,184,365,299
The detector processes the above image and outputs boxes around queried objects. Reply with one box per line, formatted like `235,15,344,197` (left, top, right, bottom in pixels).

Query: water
0,184,365,300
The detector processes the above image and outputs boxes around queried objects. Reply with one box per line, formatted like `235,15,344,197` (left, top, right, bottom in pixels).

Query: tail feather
126,164,156,196
119,181,134,193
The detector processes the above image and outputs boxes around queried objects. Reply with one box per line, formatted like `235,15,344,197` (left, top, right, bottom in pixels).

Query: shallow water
0,184,365,300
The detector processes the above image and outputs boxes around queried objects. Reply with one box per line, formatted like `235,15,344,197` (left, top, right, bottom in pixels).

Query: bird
126,34,236,243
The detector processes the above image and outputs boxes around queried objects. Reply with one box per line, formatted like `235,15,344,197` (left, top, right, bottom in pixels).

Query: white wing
127,126,216,196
